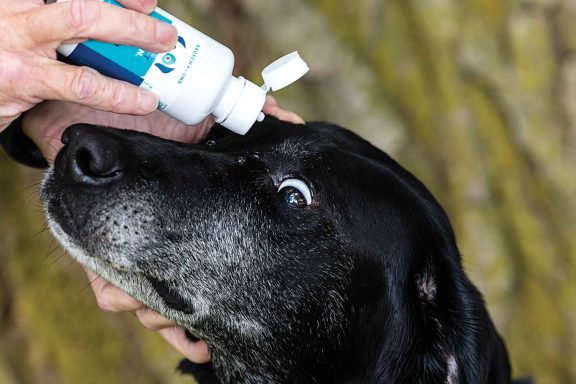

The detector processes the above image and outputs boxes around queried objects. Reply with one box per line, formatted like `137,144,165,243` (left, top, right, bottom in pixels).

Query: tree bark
0,0,574,383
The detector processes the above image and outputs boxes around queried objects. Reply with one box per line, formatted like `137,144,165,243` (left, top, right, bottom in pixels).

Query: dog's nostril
75,148,122,179
60,125,126,185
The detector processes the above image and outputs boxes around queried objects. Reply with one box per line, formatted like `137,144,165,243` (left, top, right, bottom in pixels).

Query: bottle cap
218,77,266,135
216,52,309,135
261,52,309,92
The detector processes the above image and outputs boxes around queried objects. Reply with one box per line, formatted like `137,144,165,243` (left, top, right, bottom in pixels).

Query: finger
35,61,159,115
135,308,176,330
23,0,176,51
263,105,305,124
85,268,145,312
262,95,305,124
117,0,157,13
159,327,211,364
263,95,280,108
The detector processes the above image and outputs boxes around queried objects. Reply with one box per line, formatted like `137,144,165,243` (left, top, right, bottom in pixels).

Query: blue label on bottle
67,0,173,85
68,45,145,86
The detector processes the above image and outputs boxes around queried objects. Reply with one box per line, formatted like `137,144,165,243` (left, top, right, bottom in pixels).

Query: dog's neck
193,296,384,383
196,320,363,383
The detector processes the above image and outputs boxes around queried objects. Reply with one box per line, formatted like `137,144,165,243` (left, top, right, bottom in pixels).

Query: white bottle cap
261,51,309,92
217,77,266,135
216,52,309,135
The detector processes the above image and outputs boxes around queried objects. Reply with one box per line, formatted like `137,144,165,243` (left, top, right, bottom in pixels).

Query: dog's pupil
284,187,305,207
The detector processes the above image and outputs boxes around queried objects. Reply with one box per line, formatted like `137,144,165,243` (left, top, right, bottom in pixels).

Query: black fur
42,118,516,383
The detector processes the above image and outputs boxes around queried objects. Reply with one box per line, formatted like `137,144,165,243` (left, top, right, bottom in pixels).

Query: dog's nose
60,124,125,185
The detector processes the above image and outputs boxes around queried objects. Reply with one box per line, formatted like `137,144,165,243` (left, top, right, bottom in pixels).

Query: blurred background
1,0,575,382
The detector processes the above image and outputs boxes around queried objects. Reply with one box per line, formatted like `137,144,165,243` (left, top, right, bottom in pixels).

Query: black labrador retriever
41,118,515,383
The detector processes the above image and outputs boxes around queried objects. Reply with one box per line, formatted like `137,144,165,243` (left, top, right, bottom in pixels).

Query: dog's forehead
270,137,317,157
209,121,374,175
258,125,352,159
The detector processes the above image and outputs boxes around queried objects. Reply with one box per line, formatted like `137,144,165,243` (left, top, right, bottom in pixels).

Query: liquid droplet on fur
237,156,246,165
206,140,216,147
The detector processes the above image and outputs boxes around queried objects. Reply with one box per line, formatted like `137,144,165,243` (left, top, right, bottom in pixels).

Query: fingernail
143,0,156,13
139,91,158,112
156,22,177,46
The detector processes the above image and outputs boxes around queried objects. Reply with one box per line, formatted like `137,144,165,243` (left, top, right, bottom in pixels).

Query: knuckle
0,103,24,122
0,54,29,83
136,311,157,330
109,86,127,112
129,9,155,40
66,0,99,34
69,67,99,101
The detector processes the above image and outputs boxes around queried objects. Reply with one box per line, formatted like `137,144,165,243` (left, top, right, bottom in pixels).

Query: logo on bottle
155,53,176,73
162,53,176,65
154,36,187,74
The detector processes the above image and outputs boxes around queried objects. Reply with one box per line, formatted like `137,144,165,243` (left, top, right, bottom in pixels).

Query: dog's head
42,119,511,383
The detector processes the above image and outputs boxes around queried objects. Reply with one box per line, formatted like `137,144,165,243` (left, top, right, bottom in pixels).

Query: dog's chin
47,216,139,282
45,216,201,330
46,213,141,271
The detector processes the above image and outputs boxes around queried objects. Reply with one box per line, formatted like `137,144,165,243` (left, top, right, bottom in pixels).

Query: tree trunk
1,0,574,383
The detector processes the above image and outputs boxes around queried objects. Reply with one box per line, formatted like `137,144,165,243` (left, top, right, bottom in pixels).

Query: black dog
42,118,514,383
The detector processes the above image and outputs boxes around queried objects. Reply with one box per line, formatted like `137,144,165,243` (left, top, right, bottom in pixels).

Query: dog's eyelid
277,178,312,206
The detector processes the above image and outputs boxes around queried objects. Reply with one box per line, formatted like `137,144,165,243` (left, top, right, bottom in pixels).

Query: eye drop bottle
54,0,309,135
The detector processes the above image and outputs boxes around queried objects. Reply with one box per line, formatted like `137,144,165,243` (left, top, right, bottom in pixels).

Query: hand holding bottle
55,0,309,135
0,0,177,132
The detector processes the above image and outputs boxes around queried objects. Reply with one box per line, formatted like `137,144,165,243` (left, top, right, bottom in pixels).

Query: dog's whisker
61,258,76,274
47,250,68,268
39,135,63,149
80,273,101,293
39,137,60,153
23,192,41,207
47,235,56,250
29,224,50,240
12,182,42,199
45,243,61,259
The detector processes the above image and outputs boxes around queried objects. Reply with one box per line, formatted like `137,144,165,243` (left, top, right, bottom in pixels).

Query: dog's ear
337,146,512,383
406,186,513,384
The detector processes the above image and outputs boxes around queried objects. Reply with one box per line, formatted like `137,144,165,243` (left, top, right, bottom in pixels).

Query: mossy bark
1,0,574,383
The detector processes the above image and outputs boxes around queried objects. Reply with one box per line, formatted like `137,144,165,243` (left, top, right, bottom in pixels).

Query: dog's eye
278,179,312,208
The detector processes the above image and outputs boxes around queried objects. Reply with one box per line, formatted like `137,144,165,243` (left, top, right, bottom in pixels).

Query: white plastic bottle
54,0,309,134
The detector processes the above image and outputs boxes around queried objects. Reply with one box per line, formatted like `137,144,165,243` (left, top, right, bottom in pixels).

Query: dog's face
42,119,511,383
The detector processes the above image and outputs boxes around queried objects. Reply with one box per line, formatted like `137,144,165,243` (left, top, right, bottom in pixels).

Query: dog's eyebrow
272,139,314,157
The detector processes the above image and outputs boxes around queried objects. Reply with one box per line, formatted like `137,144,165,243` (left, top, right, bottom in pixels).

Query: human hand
22,100,214,162
85,269,212,363
0,0,177,133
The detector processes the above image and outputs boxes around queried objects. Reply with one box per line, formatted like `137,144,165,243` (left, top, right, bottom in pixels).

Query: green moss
1,0,576,382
